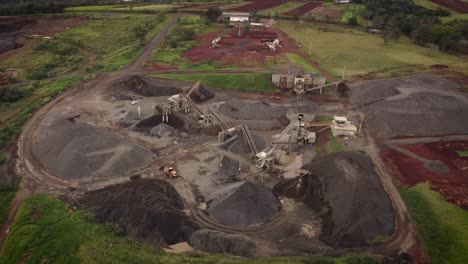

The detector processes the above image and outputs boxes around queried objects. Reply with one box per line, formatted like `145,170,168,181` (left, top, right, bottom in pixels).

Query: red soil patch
307,6,345,20
182,27,297,67
382,141,468,209
430,0,468,13
284,2,321,16
230,0,289,12
143,61,177,71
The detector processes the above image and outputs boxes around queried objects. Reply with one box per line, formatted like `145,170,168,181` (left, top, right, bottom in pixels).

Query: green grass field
0,183,17,228
57,14,169,72
260,2,304,15
286,53,320,74
457,150,468,157
413,0,468,23
401,183,468,264
151,73,277,92
0,194,379,264
278,21,468,77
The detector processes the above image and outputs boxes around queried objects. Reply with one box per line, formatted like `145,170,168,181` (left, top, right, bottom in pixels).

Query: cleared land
260,2,305,15
0,195,379,264
151,73,277,92
284,2,322,16
430,0,468,13
401,183,468,264
230,0,286,12
278,21,468,77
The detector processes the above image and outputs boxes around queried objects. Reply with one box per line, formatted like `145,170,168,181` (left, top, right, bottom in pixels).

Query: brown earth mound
274,151,395,247
207,181,282,227
34,119,153,180
78,179,199,247
382,141,468,209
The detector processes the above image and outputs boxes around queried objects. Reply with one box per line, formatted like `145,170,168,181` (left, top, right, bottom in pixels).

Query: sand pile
350,74,468,139
34,119,153,180
207,181,281,227
274,151,394,247
189,229,257,257
119,75,180,97
79,179,199,247
189,84,215,102
150,123,175,138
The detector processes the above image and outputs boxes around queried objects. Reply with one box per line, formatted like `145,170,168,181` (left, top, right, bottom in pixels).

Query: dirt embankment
78,179,199,247
112,75,181,99
274,151,395,247
350,74,468,139
33,119,154,180
189,229,257,257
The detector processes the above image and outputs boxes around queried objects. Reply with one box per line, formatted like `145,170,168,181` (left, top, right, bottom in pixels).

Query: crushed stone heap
207,181,281,227
79,179,199,247
274,151,395,247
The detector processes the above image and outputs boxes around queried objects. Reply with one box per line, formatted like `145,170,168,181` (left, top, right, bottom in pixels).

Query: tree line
354,0,467,53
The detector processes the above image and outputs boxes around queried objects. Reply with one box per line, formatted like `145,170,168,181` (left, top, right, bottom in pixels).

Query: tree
348,16,358,26
133,24,148,46
203,7,222,23
250,10,260,23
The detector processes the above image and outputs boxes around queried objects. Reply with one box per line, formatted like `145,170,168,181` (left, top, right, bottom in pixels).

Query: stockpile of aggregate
217,99,317,121
274,151,394,247
350,74,468,139
207,181,281,227
135,112,192,132
34,119,153,180
189,229,257,257
119,75,180,97
79,179,199,247
150,123,176,138
189,84,215,102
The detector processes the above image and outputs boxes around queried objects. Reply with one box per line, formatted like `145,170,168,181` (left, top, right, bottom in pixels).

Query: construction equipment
267,39,281,52
211,37,221,48
331,116,357,137
160,166,178,178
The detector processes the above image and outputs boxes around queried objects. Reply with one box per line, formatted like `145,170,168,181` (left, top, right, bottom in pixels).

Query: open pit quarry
15,31,468,258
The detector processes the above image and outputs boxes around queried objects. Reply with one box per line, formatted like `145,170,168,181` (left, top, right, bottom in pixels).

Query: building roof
334,116,348,122
222,12,250,17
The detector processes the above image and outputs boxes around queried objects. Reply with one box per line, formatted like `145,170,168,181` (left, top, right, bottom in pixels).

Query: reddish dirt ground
430,0,468,13
307,6,345,20
230,0,290,12
0,15,89,36
284,2,321,16
179,3,226,10
182,27,297,67
382,141,468,209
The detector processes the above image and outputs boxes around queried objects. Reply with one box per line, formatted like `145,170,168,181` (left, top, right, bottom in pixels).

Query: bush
348,16,359,26
0,87,27,103
0,153,6,166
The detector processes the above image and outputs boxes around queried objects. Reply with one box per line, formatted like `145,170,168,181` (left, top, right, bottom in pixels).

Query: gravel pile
274,151,394,247
207,181,281,227
189,229,257,257
189,84,215,102
150,123,176,138
119,75,180,97
34,119,153,180
350,74,468,139
79,179,199,247
217,99,317,121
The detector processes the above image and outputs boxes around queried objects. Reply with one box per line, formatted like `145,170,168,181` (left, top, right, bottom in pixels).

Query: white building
221,12,250,22
331,116,357,137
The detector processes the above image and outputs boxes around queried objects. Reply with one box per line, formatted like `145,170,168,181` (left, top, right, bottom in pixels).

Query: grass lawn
259,2,304,15
400,183,468,264
286,53,320,74
457,150,468,157
57,14,169,72
152,73,277,93
0,183,17,228
0,194,379,264
277,21,468,77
